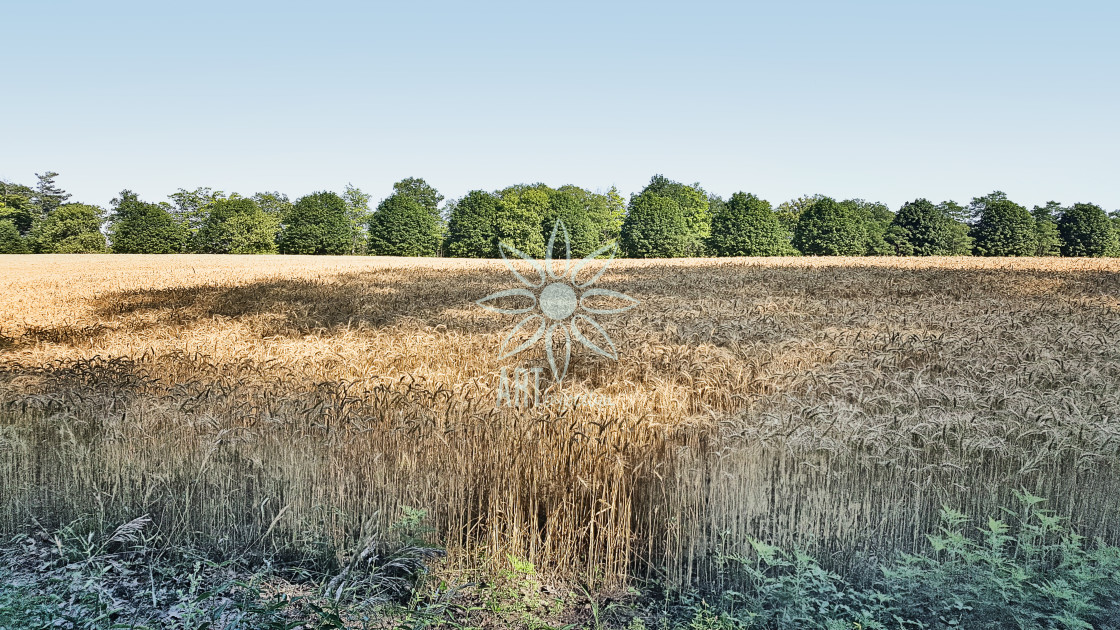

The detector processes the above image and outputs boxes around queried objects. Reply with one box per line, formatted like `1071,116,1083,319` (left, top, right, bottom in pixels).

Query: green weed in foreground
1,493,1118,629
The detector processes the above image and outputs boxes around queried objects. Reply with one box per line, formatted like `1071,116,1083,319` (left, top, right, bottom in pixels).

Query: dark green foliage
279,191,353,255
1031,201,1064,256
108,190,189,254
388,178,445,254
876,493,1120,629
30,203,107,253
0,220,29,253
620,193,688,258
0,180,35,206
1112,211,1120,255
602,186,627,243
169,187,224,235
446,190,501,258
192,197,279,254
1058,202,1118,257
494,185,549,258
253,191,293,219
889,198,964,256
843,199,894,255
342,184,373,255
551,185,625,256
392,177,444,220
775,195,822,239
970,191,1037,256
2,496,1118,629
792,197,866,255
939,201,975,255
0,196,35,235
709,492,1120,629
542,187,602,258
707,192,794,256
635,175,710,255
367,194,441,256
706,195,726,231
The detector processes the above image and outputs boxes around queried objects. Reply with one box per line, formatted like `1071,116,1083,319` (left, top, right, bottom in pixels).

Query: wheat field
1,254,1119,589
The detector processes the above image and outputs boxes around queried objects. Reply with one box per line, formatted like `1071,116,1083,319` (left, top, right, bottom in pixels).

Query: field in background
2,254,1119,590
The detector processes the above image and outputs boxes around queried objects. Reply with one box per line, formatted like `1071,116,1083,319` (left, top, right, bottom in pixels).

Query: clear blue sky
3,0,1118,211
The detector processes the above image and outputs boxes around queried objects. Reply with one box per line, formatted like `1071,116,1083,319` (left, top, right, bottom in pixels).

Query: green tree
108,190,189,254
604,186,627,243
278,191,352,255
30,203,107,253
192,197,279,254
969,192,1037,256
495,184,550,257
0,220,29,253
541,188,598,258
389,178,445,254
535,185,630,258
253,191,293,219
888,199,962,256
0,186,35,235
620,192,688,258
169,187,225,235
843,199,894,255
938,201,974,255
775,195,822,251
1058,202,1118,257
1031,201,1063,256
446,190,500,258
1111,211,1120,255
637,175,710,255
792,196,866,255
707,192,793,256
367,193,441,256
392,177,444,220
32,171,71,220
775,195,821,234
342,184,373,255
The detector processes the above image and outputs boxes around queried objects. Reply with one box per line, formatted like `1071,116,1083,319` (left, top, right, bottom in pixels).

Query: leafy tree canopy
793,196,867,255
636,175,710,255
253,192,293,219
937,201,974,255
969,191,1037,256
193,197,279,254
392,177,444,221
0,220,29,254
0,200,34,236
169,187,225,234
31,203,107,253
445,191,500,258
342,184,373,255
109,190,189,254
842,199,894,255
1031,201,1064,256
888,198,961,256
278,191,353,255
1058,202,1118,257
620,192,688,258
367,193,441,256
775,195,824,235
495,184,551,258
707,192,794,256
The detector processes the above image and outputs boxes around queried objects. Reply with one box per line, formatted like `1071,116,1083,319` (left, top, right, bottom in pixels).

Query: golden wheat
1,253,1119,588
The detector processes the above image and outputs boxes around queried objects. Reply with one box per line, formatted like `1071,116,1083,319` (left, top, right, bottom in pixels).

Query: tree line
2,172,1118,258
